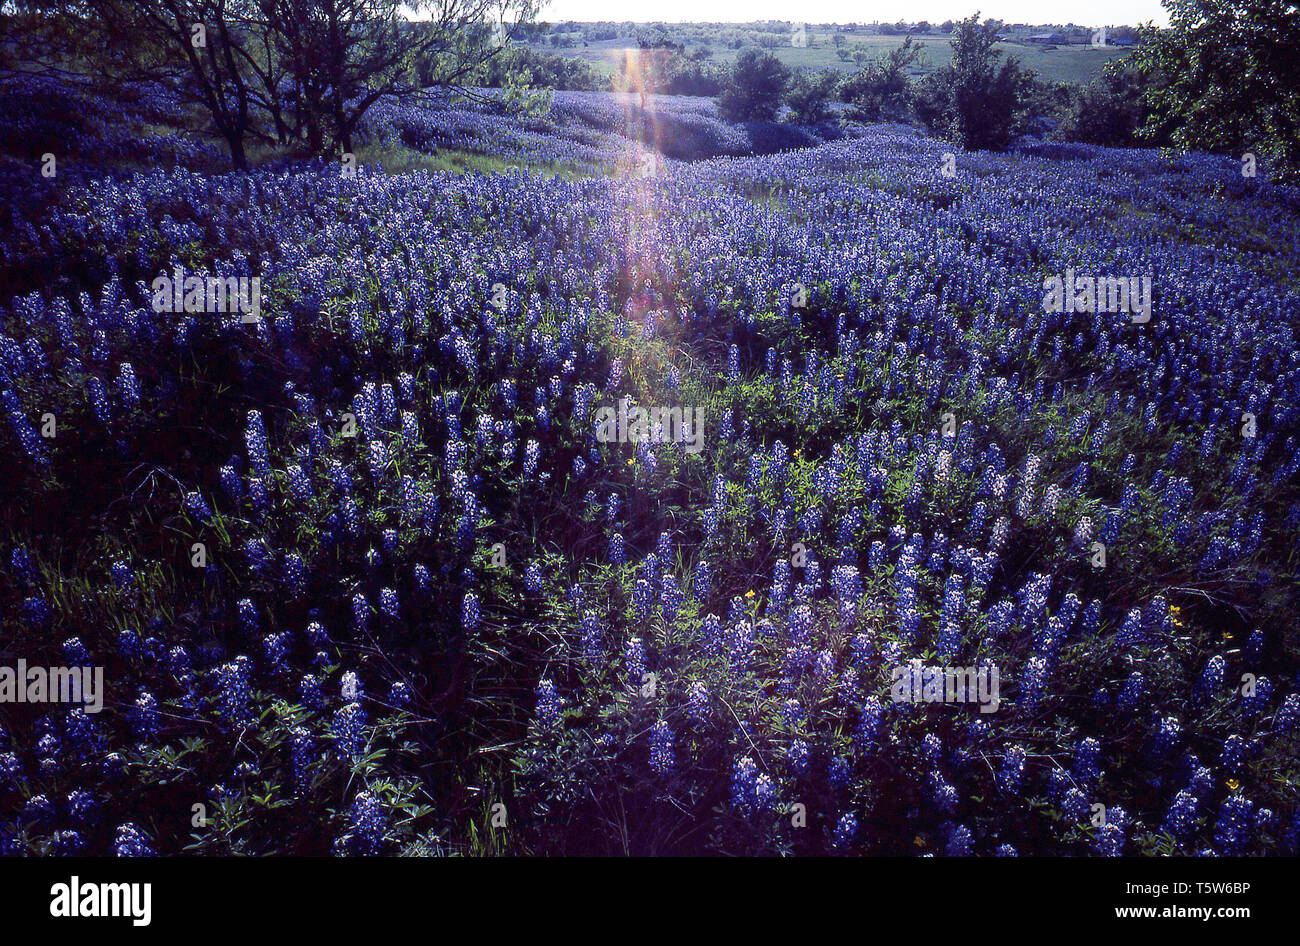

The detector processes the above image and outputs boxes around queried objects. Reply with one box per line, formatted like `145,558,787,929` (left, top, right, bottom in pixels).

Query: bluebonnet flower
535,679,562,730
787,739,810,774
999,745,1026,794
236,598,259,633
768,560,790,615
287,727,316,792
129,690,160,740
285,464,312,503
351,592,370,634
263,631,291,675
945,823,973,856
67,789,98,824
685,679,710,725
1115,608,1144,647
1073,737,1102,786
462,593,481,632
1118,671,1147,713
1214,796,1254,855
282,553,306,596
648,720,675,774
342,791,387,856
298,674,324,711
184,490,212,522
1195,655,1225,703
113,823,155,857
624,637,645,690
22,595,52,629
214,656,253,725
1162,790,1199,839
832,812,859,850
1095,805,1127,856
9,546,38,587
116,362,141,409
1240,675,1273,717
691,558,711,601
930,774,959,814
1254,807,1277,835
632,578,653,621
731,756,775,819
1019,655,1049,712
1219,734,1251,773
1275,693,1300,733
660,572,684,624
219,463,242,502
108,559,135,591
332,702,368,763
1147,716,1182,759
378,587,400,622
62,636,92,666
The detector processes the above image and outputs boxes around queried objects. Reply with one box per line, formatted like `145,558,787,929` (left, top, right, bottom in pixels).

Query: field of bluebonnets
2,73,1299,857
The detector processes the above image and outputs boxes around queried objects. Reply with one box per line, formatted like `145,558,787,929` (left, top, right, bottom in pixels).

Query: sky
537,1,1171,28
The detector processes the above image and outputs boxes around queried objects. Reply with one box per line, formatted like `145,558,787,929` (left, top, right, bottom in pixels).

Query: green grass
352,142,597,179
529,33,1131,85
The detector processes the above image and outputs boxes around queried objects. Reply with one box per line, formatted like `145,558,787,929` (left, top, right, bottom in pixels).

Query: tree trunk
226,132,248,170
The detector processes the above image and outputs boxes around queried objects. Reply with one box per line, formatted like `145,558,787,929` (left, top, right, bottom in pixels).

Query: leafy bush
784,71,839,125
914,14,1032,151
718,48,789,122
1129,0,1300,182
838,36,924,122
1052,68,1152,148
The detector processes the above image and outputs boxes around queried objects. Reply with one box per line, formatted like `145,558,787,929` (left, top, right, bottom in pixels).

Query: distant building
1028,33,1067,44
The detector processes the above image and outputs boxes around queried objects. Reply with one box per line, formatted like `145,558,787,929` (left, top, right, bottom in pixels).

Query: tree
1053,67,1160,147
83,0,268,168
785,69,837,124
718,46,787,121
1130,0,1300,181
916,13,1031,150
839,35,923,121
12,0,537,167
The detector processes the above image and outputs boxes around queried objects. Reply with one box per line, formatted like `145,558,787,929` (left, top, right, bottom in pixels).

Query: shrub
718,48,789,122
915,13,1032,151
785,70,838,125
1052,69,1150,148
838,36,923,122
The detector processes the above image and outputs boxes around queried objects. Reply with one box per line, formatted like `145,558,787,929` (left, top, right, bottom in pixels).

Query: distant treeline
518,20,1144,47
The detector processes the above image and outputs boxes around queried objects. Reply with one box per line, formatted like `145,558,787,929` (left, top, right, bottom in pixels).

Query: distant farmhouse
1023,24,1141,46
